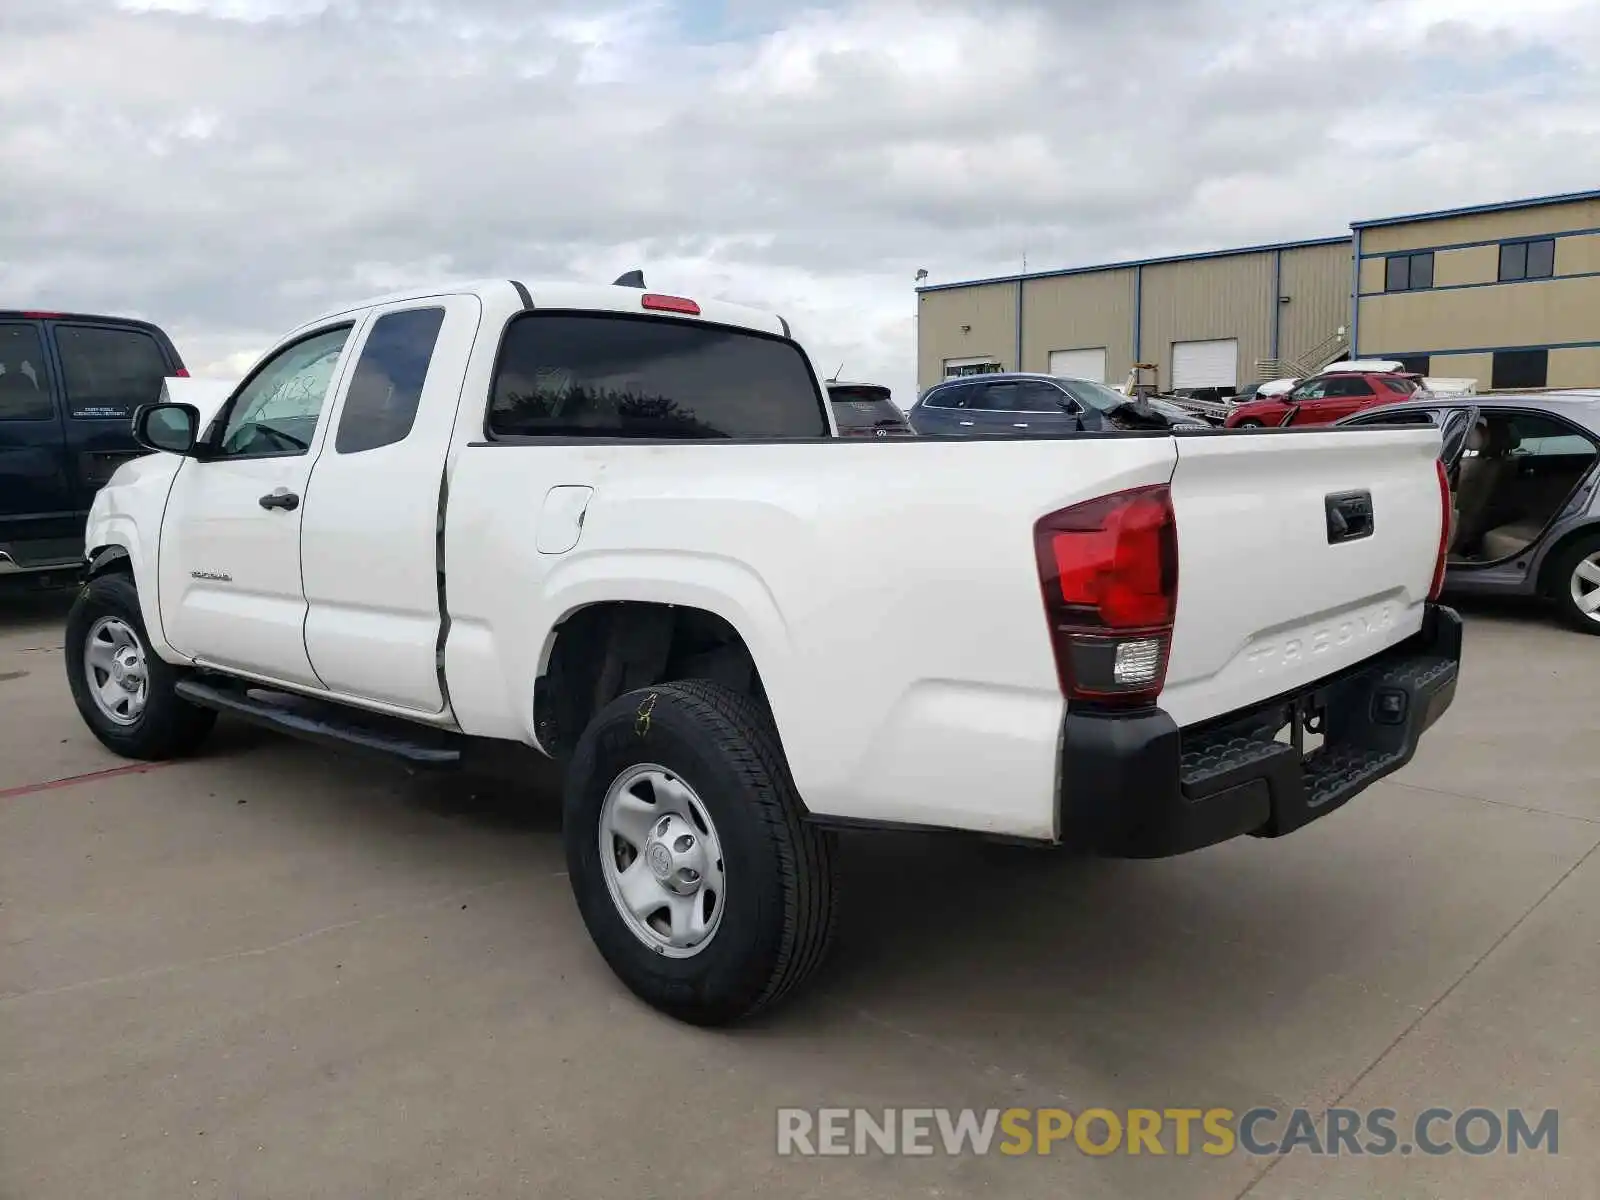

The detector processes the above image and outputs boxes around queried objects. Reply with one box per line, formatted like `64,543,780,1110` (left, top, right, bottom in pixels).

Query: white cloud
2,0,1598,406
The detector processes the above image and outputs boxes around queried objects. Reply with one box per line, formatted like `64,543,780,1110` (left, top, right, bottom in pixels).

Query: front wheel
1549,533,1600,634
64,573,217,759
1234,418,1265,428
563,681,839,1025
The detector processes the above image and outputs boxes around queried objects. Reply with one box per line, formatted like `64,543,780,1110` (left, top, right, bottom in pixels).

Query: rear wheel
1549,533,1600,634
65,573,217,759
563,681,839,1025
1234,418,1265,428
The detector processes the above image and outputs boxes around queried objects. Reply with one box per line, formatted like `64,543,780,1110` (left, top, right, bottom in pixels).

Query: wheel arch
1534,518,1600,596
82,530,190,665
85,544,133,579
535,600,771,761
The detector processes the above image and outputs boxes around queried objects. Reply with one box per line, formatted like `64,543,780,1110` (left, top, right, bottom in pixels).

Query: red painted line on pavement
0,761,174,800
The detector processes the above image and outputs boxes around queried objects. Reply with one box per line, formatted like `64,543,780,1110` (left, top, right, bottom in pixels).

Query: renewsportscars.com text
776,1106,1559,1158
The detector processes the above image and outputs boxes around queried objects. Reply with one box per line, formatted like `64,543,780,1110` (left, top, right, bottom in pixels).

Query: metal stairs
1255,327,1349,382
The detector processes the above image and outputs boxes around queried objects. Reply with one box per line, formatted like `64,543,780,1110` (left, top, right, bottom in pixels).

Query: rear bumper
1058,604,1462,858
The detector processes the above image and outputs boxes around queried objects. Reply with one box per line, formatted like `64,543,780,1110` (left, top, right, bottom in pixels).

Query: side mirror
133,402,201,455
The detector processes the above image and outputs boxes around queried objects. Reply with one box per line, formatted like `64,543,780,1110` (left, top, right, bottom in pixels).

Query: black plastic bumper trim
1059,604,1463,859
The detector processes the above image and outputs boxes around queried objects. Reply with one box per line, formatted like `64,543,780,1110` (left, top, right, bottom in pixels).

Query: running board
174,678,465,769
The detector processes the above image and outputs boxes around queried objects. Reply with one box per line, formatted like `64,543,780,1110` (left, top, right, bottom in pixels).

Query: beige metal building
917,237,1353,396
918,188,1600,396
1353,190,1600,390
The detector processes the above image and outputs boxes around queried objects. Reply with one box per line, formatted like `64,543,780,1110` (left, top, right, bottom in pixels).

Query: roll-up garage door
1047,347,1107,383
1171,339,1238,390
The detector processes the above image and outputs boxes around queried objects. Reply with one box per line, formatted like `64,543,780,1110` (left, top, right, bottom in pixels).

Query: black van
1,310,186,580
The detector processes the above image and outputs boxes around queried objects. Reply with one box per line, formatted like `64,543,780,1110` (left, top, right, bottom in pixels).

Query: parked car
1338,391,1600,633
1224,369,1424,429
908,372,1209,436
1,309,186,581
825,380,913,437
66,277,1461,1024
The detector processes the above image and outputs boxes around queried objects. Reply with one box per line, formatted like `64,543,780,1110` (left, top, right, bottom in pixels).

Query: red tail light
640,293,700,316
174,367,190,378
1430,458,1451,600
1034,485,1178,707
21,310,64,319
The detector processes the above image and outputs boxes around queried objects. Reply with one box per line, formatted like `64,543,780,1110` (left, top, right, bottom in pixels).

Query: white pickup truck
67,277,1466,1024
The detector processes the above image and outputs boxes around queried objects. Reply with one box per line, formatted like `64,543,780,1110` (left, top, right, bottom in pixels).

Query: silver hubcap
84,616,149,726
1572,551,1600,624
598,764,726,958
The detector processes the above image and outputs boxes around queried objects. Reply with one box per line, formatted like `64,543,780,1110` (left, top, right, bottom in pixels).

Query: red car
1223,371,1425,428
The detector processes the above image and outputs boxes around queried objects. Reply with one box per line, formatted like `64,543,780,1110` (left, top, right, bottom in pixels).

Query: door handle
1012,423,1030,428
259,489,300,511
958,420,975,426
1325,490,1374,544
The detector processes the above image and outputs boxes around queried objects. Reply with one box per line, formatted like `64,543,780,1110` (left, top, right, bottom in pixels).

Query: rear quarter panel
441,435,1181,838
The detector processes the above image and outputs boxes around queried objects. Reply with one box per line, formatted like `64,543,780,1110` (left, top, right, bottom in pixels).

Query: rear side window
335,307,446,454
1349,409,1439,427
0,323,53,421
1324,376,1374,397
1516,433,1596,458
55,325,169,419
921,384,972,409
967,382,1021,411
488,313,826,440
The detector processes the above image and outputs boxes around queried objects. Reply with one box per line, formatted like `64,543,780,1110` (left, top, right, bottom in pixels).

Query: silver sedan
1338,390,1600,634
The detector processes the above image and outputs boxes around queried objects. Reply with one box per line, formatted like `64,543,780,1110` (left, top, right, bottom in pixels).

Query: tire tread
670,680,840,1016
645,680,838,1018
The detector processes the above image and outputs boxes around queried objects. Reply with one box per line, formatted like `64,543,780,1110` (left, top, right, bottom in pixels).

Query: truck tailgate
1160,428,1443,728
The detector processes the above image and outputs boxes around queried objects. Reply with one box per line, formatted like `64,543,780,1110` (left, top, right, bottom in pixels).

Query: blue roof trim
915,235,1350,293
1351,188,1600,231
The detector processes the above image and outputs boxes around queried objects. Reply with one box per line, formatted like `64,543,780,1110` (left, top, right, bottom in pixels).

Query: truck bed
441,424,1444,837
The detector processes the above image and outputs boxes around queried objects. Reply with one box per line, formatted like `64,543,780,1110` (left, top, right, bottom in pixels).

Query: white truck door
157,323,361,689
299,295,482,713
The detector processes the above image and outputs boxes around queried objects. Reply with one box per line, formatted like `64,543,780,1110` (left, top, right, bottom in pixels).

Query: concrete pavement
3,589,1597,1199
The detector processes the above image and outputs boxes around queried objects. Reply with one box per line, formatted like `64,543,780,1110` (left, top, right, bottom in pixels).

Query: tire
64,572,218,759
1547,532,1600,635
1235,418,1264,428
564,680,839,1025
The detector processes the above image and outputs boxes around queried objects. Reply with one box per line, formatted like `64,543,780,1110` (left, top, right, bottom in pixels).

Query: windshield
1057,379,1130,413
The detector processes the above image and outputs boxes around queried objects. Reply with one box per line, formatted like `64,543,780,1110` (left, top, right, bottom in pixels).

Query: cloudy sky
3,0,1598,402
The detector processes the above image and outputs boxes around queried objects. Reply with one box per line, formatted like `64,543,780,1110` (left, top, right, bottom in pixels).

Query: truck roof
291,279,789,341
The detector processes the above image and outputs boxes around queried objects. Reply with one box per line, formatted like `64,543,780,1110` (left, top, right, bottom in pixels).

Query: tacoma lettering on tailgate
1244,602,1398,678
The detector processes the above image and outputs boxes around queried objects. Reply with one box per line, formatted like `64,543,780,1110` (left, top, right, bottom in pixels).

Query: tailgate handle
1325,490,1374,544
